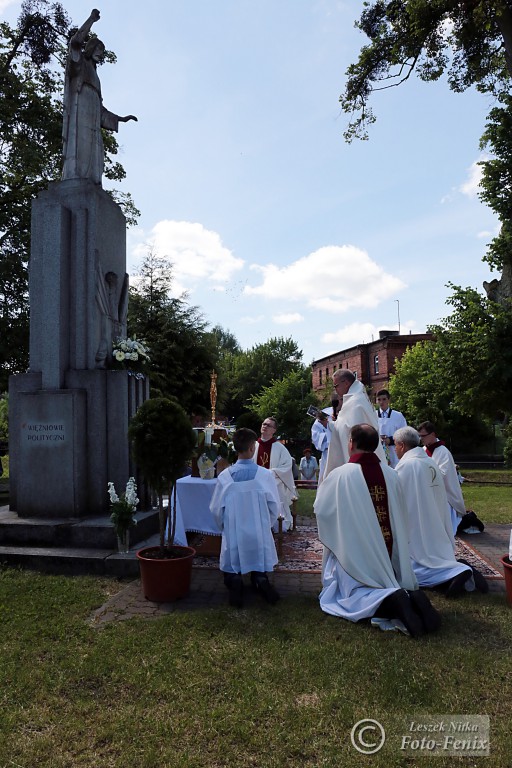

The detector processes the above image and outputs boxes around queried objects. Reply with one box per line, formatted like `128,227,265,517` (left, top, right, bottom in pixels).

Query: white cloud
240,314,265,325
130,220,244,286
245,245,405,312
322,319,420,349
459,158,485,198
0,0,18,13
272,313,303,324
322,322,381,347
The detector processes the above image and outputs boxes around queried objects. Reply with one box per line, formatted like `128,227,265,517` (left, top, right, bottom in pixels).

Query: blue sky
3,0,500,364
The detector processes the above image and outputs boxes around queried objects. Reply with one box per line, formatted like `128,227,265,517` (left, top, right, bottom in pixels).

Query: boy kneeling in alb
210,428,282,608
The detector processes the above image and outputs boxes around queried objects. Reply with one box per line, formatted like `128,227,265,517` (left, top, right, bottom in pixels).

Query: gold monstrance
210,370,217,425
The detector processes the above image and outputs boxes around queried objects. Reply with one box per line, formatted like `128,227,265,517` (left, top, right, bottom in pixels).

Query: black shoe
375,589,425,638
470,566,489,594
457,511,485,534
408,590,442,633
225,573,244,608
251,573,280,605
445,570,472,599
456,559,489,594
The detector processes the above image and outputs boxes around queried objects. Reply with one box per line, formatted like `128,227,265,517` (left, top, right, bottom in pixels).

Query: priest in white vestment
315,423,441,637
211,428,281,607
324,371,386,479
393,426,484,596
376,389,407,467
417,421,467,537
311,411,331,485
252,417,296,531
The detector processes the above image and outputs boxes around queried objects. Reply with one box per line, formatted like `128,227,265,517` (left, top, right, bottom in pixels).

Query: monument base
9,369,149,518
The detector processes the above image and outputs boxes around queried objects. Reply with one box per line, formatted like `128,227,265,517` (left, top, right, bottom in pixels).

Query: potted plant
108,476,139,552
129,397,197,601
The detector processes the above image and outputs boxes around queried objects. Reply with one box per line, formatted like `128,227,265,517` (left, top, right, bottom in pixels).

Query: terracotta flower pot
137,545,196,602
500,556,512,606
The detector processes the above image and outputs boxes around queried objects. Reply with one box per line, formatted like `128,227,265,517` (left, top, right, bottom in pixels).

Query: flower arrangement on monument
111,337,150,376
108,477,139,549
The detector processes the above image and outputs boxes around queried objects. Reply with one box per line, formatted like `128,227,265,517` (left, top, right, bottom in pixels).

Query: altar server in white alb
417,421,468,537
324,370,386,478
376,389,407,467
393,426,488,596
253,417,296,531
311,410,331,485
315,423,441,638
211,428,281,608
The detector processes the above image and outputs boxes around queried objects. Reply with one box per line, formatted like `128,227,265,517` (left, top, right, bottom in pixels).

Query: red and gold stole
349,451,393,556
256,437,276,469
424,439,445,457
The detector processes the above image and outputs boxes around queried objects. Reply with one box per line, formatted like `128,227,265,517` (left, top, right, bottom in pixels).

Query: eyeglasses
418,432,432,439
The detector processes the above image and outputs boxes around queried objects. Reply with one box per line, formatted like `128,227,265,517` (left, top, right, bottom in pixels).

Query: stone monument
9,9,145,519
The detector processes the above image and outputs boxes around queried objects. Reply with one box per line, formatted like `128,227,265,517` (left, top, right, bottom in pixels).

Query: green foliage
220,336,304,418
479,96,512,270
127,249,217,414
0,396,7,440
504,425,512,467
128,397,196,548
429,284,512,418
390,284,511,451
341,1,512,142
235,411,261,432
248,368,316,440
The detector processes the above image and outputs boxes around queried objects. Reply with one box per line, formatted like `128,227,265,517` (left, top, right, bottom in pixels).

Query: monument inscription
24,423,67,443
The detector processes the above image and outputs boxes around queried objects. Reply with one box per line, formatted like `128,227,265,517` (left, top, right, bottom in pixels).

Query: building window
319,369,322,385
326,367,329,378
374,354,379,374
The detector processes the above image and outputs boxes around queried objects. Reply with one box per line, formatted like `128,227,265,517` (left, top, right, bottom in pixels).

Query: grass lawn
1,568,511,767
0,468,511,766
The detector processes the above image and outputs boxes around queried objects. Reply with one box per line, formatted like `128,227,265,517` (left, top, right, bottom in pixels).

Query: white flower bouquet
111,337,150,375
108,477,139,538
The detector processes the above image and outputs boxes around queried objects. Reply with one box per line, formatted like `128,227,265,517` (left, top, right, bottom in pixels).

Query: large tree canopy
341,1,512,307
341,1,512,142
219,337,304,419
248,368,316,441
127,250,218,415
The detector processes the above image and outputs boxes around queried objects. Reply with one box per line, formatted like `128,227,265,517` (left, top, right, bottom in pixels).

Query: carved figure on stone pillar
95,262,129,368
62,9,137,185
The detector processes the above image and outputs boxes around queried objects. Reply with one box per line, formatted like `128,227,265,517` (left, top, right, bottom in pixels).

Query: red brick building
312,330,433,400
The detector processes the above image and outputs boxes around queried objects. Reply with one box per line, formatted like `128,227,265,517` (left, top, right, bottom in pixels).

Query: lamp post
395,299,401,334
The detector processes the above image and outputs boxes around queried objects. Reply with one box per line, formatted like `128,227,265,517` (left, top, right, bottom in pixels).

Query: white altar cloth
166,476,221,545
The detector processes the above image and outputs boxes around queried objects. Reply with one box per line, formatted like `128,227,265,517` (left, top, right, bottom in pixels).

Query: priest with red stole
314,423,441,638
253,417,296,532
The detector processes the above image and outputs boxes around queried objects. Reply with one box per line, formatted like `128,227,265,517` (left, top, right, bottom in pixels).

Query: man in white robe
376,389,407,468
394,426,487,596
315,423,441,637
311,411,331,485
417,421,467,537
324,371,386,478
211,428,281,607
252,417,296,531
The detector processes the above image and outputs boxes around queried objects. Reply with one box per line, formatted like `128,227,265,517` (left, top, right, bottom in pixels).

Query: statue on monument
62,9,137,185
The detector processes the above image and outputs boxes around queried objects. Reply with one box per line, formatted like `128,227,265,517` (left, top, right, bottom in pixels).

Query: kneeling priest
314,423,440,637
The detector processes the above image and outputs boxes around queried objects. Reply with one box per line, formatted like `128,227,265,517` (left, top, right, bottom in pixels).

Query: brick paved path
90,522,510,625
